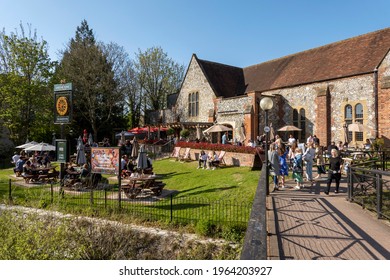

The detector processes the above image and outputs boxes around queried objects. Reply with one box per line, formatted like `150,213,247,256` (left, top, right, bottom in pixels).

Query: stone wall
216,95,252,142
175,56,216,123
263,74,375,146
184,148,260,168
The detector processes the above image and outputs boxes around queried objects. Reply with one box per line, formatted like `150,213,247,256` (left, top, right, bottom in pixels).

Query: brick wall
378,51,390,147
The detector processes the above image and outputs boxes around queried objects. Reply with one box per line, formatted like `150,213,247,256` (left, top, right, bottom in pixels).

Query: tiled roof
195,28,390,96
195,56,246,97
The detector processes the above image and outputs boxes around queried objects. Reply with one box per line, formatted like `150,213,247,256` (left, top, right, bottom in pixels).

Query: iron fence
3,180,251,227
347,159,390,220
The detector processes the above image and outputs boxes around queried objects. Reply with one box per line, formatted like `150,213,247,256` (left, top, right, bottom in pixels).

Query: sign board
55,139,68,163
54,83,72,124
91,147,120,175
264,126,270,133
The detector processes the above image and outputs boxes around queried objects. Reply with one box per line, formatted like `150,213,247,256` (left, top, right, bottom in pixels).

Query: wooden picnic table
121,174,165,199
22,166,58,183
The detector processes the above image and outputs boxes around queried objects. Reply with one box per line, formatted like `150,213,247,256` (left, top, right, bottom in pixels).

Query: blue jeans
305,160,313,180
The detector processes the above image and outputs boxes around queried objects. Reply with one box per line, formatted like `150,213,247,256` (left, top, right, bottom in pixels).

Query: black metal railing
347,158,390,220
4,180,251,228
240,164,267,259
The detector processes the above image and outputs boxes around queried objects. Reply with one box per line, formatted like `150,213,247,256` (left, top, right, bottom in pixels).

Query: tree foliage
0,23,56,144
135,46,185,112
56,20,123,140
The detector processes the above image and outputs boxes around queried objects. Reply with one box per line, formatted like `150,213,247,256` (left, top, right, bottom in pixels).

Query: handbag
303,151,313,162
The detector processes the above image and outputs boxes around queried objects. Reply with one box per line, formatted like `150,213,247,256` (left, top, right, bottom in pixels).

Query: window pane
345,105,352,119
355,103,363,119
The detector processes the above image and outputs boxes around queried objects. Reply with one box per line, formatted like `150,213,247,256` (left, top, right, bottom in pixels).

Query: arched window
344,103,365,143
345,104,353,141
355,103,363,141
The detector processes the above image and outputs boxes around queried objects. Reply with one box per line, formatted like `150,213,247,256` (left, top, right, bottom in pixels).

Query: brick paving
267,177,390,260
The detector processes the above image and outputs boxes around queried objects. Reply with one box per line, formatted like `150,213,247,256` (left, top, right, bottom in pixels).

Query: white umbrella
16,141,38,149
76,136,86,165
24,142,55,151
348,122,375,133
136,145,148,172
203,123,232,134
277,125,302,132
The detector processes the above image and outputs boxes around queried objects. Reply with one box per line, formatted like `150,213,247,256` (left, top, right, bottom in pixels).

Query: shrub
175,141,261,154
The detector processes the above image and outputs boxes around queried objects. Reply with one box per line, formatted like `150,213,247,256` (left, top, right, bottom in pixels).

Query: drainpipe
374,68,379,138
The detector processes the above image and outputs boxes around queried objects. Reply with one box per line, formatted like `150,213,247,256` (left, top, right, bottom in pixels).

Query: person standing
303,142,316,184
222,132,228,144
268,143,280,191
293,148,304,189
278,145,289,188
324,149,343,195
314,144,326,179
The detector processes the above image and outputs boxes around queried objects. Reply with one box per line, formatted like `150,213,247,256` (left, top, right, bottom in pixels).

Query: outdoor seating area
121,173,165,199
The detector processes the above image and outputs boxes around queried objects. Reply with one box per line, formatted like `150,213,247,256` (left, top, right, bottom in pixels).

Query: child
293,148,304,189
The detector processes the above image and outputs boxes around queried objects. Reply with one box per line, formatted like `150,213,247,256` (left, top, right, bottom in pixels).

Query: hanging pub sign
54,83,72,124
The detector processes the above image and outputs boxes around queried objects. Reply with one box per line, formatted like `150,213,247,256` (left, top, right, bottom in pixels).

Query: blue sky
1,0,389,68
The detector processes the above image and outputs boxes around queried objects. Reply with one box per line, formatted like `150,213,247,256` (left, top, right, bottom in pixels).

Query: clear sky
1,0,389,68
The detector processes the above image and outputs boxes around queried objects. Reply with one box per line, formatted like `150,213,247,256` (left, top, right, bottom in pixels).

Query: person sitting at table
197,150,207,169
22,160,33,177
363,139,371,150
208,151,220,170
80,164,90,178
327,141,338,155
42,153,51,167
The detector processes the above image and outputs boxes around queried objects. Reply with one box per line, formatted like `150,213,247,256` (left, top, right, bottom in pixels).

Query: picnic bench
22,167,59,184
121,174,165,199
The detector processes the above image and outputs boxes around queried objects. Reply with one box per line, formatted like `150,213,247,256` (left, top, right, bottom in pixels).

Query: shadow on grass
178,185,238,196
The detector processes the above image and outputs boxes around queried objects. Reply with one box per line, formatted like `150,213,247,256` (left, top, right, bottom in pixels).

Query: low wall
186,149,262,168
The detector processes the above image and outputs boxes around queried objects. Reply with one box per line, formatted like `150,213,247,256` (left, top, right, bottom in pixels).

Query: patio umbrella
16,141,38,149
131,138,139,159
136,145,148,173
196,124,202,140
277,125,302,132
76,136,86,166
203,123,232,134
348,122,375,133
343,124,350,143
88,133,93,146
24,142,55,152
115,131,135,138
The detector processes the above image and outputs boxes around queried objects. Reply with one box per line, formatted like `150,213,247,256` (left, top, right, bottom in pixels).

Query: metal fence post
170,194,173,222
90,190,94,205
50,182,54,204
8,179,13,205
104,188,107,209
376,173,382,219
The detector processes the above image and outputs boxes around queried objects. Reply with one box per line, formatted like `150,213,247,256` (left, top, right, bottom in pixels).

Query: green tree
56,20,122,141
134,46,185,121
0,23,56,144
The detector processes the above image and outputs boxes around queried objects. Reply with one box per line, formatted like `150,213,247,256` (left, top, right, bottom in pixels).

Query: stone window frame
188,91,199,117
342,101,367,144
292,107,306,142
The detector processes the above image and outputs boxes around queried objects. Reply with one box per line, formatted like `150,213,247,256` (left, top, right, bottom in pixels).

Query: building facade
150,28,390,147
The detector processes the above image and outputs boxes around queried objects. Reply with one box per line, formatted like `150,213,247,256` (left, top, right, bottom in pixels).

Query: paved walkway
267,177,390,260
